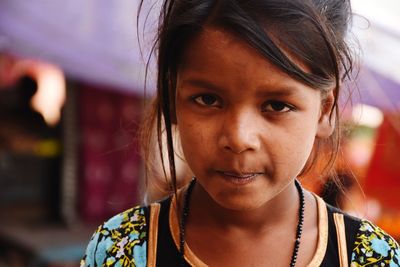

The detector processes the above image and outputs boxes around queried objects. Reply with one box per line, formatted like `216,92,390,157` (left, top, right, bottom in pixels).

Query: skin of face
175,27,334,212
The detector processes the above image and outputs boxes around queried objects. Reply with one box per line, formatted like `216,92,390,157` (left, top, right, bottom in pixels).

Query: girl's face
175,28,333,211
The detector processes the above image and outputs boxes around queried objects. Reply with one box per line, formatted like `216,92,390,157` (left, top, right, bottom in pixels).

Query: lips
216,170,263,185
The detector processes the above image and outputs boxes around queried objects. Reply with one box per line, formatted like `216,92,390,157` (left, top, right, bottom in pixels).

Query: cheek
178,119,212,158
275,120,318,166
292,123,319,165
178,124,212,176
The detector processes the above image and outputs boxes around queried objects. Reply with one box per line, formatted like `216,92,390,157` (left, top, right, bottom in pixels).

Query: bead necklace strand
290,179,305,267
179,178,305,267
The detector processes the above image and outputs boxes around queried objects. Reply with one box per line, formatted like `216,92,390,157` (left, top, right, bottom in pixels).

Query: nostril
220,134,259,154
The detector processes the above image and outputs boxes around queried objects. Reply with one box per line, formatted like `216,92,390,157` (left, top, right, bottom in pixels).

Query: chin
214,193,268,212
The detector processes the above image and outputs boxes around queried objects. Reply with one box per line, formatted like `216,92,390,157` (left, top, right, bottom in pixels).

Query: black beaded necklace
179,178,305,267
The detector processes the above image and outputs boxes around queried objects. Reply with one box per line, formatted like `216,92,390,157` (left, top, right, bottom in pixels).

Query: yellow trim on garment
333,213,348,267
307,194,329,267
148,203,161,267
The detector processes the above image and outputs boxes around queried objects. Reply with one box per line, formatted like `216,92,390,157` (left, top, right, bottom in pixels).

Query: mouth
216,170,263,185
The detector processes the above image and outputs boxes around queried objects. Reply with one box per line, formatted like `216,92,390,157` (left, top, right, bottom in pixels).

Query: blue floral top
82,207,147,267
81,196,400,267
351,220,400,267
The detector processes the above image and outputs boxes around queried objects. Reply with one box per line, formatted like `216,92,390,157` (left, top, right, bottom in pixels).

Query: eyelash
191,94,295,113
191,94,221,107
261,101,295,113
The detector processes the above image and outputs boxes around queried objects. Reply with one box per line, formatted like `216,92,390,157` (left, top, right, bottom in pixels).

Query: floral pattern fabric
81,206,400,267
81,206,147,267
351,220,400,267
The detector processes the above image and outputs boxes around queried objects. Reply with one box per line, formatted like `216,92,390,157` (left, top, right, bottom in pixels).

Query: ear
316,90,335,139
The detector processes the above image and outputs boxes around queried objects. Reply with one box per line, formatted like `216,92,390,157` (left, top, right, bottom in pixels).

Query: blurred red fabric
364,115,400,211
78,85,142,223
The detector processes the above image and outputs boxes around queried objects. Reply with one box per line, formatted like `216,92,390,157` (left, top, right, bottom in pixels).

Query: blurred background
0,0,399,266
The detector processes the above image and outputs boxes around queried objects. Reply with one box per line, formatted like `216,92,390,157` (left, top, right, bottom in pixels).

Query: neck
188,180,300,234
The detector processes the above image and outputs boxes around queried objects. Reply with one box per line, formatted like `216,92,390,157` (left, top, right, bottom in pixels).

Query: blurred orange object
376,211,400,241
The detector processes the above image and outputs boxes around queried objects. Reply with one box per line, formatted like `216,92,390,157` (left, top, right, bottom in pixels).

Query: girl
82,0,400,266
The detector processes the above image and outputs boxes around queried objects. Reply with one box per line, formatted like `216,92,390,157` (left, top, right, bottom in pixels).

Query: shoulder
325,203,363,233
323,200,399,266
81,206,148,267
350,219,400,266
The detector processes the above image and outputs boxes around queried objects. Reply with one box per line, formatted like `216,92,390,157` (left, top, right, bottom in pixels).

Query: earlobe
316,90,335,139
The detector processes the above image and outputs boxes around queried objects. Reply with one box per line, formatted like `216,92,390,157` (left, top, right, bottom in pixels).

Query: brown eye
193,94,220,107
262,101,293,113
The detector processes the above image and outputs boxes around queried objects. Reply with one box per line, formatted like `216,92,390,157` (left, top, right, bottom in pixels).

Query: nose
218,109,261,154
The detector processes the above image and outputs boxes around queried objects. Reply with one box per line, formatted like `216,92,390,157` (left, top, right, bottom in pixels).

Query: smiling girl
82,0,400,266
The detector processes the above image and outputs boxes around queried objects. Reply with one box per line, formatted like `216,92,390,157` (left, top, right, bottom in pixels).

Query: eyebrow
256,85,301,98
180,78,302,97
180,78,225,92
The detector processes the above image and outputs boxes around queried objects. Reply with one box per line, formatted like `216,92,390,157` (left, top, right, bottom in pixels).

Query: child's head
139,0,354,198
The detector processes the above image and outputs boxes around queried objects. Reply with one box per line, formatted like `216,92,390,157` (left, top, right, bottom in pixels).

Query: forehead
181,28,261,67
194,28,242,50
179,27,309,75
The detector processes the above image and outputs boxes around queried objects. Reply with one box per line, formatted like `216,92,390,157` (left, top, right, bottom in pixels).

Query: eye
192,94,221,107
262,101,294,113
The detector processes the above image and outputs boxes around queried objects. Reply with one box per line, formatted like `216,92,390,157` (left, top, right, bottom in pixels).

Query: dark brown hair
138,0,354,199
